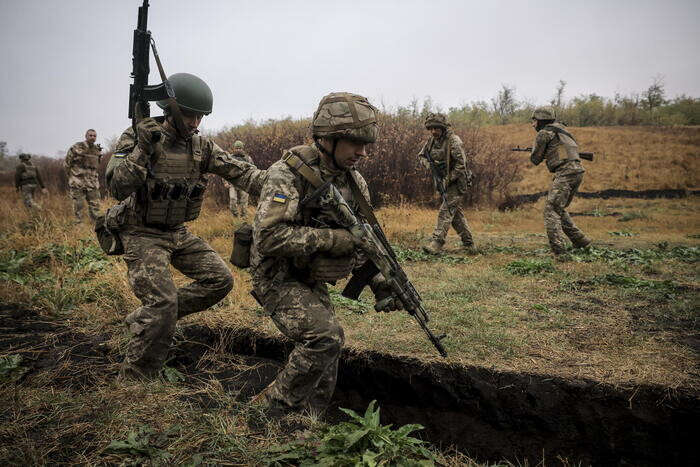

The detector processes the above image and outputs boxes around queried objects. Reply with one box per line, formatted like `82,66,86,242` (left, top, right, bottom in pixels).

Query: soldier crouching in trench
105,73,267,380
249,92,402,417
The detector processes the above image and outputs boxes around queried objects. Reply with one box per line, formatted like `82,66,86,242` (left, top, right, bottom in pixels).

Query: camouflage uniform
530,120,590,255
225,150,254,217
419,114,473,251
251,92,383,414
108,118,266,378
64,141,102,221
14,156,45,209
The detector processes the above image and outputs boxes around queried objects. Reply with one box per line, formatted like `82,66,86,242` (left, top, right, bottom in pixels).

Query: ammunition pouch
20,166,38,184
309,254,355,283
230,223,253,268
142,178,207,227
95,202,128,255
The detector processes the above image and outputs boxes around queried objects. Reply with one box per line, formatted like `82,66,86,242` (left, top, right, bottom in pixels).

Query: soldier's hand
136,118,162,154
322,229,357,257
373,281,403,312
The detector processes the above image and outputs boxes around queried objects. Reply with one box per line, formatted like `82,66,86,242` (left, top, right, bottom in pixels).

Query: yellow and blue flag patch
272,193,288,204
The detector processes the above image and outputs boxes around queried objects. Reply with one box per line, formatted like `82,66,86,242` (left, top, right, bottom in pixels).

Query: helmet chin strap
314,138,342,170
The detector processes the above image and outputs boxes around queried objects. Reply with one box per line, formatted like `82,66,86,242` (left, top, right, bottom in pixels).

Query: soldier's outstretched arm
254,163,353,258
203,140,266,197
529,131,550,166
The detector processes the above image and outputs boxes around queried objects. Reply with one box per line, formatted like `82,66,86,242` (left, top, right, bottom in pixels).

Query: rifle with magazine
282,152,448,357
511,146,594,161
419,142,454,214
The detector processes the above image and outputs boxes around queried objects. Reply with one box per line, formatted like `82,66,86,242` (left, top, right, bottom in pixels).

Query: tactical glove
320,229,357,257
136,118,162,155
370,273,403,312
309,255,355,283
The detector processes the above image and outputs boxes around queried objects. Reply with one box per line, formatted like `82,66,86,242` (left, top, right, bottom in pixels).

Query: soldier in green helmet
15,153,47,209
529,107,591,260
224,140,255,219
418,112,474,254
64,129,103,223
106,72,267,379
250,92,400,416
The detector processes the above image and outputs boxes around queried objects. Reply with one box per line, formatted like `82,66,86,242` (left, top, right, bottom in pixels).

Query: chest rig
543,124,581,172
20,163,38,184
140,135,209,227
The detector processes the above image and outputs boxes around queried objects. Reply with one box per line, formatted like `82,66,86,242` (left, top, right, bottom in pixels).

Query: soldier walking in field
15,153,47,209
225,140,255,219
249,92,401,416
105,73,266,380
64,129,103,223
418,113,475,254
529,107,591,260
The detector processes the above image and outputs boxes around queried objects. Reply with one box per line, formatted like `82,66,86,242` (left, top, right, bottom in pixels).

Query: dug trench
3,306,699,466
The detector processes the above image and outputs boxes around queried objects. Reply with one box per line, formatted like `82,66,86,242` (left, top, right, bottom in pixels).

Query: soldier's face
429,127,443,138
531,119,538,130
334,139,368,170
86,131,97,144
181,113,204,136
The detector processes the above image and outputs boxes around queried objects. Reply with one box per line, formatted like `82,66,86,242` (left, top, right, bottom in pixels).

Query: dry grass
484,124,700,193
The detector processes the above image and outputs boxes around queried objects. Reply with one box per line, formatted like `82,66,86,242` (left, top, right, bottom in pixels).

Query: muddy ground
1,304,698,466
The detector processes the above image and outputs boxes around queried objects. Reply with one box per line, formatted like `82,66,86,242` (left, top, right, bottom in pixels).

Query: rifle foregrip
579,152,594,161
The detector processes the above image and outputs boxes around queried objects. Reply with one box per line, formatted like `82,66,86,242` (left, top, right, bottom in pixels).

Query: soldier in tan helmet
419,112,474,254
529,107,591,260
250,92,401,416
224,140,255,219
64,129,103,223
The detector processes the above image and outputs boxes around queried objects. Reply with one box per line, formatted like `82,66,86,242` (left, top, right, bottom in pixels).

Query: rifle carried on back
128,0,188,143
511,146,594,161
419,142,453,213
284,150,448,357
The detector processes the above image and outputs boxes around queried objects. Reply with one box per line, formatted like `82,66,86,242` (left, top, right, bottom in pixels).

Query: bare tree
491,84,518,124
550,80,567,109
642,75,666,115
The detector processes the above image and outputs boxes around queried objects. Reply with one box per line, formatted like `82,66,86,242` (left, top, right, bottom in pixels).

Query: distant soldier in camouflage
250,92,400,416
15,153,47,209
529,107,591,260
64,129,102,222
419,113,474,254
225,140,255,219
106,73,266,379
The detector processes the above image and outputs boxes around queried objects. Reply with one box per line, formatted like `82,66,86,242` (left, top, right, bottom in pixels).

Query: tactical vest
20,163,38,184
83,150,100,169
544,124,581,172
140,135,208,227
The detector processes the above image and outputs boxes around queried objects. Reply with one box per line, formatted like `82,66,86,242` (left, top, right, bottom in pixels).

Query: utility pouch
230,223,253,268
95,202,127,256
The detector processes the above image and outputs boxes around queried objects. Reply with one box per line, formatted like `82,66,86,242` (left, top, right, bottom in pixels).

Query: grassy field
1,126,699,464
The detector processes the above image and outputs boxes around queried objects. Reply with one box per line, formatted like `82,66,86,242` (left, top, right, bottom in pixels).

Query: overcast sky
1,0,698,157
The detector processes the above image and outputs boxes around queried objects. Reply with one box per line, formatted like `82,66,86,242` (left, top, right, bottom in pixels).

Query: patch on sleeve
113,152,127,158
272,193,288,204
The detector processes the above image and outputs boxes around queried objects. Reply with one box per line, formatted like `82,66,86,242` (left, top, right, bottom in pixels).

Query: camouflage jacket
15,161,44,189
107,118,267,228
530,122,585,175
419,129,470,189
223,151,255,188
251,144,370,297
64,141,101,190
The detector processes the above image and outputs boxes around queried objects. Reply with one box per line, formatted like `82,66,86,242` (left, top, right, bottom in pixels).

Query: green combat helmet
531,107,555,121
19,153,30,160
311,92,378,143
424,112,449,129
157,73,213,115
233,140,245,149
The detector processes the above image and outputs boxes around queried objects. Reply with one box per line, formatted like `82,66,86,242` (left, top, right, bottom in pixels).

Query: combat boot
422,240,443,255
572,236,592,249
462,242,478,255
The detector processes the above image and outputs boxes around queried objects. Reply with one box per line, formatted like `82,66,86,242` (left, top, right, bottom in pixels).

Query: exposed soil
498,188,700,210
2,305,699,466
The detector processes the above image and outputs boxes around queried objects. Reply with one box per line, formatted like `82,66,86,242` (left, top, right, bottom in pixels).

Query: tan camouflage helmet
531,107,556,121
424,112,449,130
19,153,31,160
233,140,244,149
311,92,379,143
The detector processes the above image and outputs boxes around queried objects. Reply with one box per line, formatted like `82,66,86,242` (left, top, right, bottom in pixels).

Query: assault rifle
419,143,453,214
511,146,594,161
128,0,188,142
305,179,449,357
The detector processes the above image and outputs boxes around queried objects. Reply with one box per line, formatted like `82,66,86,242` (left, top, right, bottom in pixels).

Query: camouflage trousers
431,185,473,246
544,171,588,254
20,184,41,209
261,279,344,413
121,226,234,377
69,186,101,222
229,186,249,217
